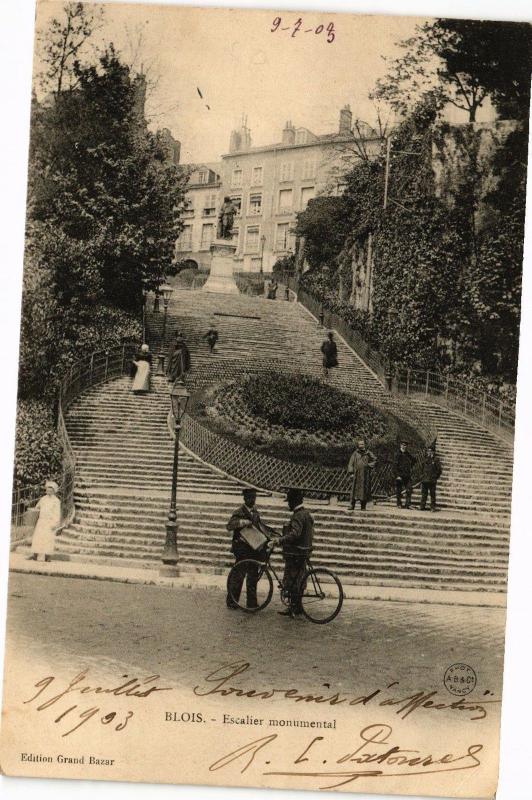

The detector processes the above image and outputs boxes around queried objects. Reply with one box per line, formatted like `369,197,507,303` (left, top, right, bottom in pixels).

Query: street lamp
156,284,174,375
161,380,190,576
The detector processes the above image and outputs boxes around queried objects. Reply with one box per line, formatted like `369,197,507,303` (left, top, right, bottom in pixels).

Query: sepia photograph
0,1,531,798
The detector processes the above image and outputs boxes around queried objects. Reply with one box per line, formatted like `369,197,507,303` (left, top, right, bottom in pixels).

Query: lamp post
161,380,190,577
156,283,174,375
259,235,266,274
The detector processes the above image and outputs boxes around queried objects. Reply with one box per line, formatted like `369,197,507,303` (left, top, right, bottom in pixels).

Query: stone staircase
46,288,512,594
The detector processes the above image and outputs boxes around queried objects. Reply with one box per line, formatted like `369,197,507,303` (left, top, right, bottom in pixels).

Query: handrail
394,368,515,444
11,342,140,538
289,277,515,443
288,279,387,383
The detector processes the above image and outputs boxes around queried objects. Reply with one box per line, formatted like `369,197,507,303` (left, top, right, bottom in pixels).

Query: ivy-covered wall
297,99,526,382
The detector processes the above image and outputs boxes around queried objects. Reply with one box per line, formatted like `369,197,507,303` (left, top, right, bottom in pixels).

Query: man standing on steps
394,440,415,508
419,445,442,512
347,439,377,510
226,489,267,609
277,489,314,618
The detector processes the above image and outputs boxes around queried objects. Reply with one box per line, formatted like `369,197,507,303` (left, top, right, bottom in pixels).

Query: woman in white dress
132,344,152,394
30,480,62,561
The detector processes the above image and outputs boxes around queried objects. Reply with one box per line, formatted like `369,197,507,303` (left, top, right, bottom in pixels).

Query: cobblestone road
6,573,506,703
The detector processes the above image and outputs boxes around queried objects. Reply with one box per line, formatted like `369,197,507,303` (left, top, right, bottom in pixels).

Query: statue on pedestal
217,196,236,239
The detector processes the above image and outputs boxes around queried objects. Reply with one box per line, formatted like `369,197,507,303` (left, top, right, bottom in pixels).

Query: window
183,199,194,216
278,188,293,211
300,186,315,210
203,194,217,216
280,162,294,182
200,223,214,250
178,225,192,251
245,225,260,253
231,168,243,188
275,223,291,251
302,160,317,180
198,171,209,184
230,195,242,216
251,166,263,185
295,130,307,145
248,193,262,216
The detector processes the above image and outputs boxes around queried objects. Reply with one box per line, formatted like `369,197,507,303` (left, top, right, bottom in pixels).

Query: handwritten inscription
209,723,483,790
194,661,499,721
271,17,336,43
23,668,172,737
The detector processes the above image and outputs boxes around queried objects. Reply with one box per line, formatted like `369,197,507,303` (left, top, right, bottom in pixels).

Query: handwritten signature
194,661,499,721
271,17,336,43
209,723,483,789
24,668,172,737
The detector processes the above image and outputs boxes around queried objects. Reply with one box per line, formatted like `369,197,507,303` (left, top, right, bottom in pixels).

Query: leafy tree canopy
374,18,532,122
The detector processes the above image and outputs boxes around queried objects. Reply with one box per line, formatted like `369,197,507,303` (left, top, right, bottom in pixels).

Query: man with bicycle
277,488,314,618
226,488,268,609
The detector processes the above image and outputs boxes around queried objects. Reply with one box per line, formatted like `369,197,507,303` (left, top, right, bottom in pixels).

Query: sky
34,1,427,163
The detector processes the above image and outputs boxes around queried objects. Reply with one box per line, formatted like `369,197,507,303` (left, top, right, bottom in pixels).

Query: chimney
282,120,295,145
229,129,241,153
229,118,252,153
339,104,352,135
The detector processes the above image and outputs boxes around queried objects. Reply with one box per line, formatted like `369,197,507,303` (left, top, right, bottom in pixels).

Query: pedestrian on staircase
347,440,377,510
167,331,191,383
204,323,219,353
131,344,152,394
321,331,338,378
226,489,268,609
419,445,442,512
394,440,415,508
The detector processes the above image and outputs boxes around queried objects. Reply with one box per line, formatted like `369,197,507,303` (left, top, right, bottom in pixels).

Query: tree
374,18,532,123
374,22,486,121
29,47,188,311
37,2,103,97
435,20,532,121
295,197,350,272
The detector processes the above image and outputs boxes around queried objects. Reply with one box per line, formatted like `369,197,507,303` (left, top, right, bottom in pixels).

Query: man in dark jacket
277,488,314,617
394,440,415,508
320,331,338,378
419,445,442,511
226,488,266,609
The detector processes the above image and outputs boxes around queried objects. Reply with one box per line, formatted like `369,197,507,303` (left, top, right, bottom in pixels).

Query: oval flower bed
189,372,423,469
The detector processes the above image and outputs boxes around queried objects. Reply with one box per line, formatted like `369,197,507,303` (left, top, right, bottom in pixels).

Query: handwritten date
24,668,172,738
271,17,336,43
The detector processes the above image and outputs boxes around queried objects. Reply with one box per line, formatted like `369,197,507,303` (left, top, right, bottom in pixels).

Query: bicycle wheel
299,567,343,624
227,559,273,612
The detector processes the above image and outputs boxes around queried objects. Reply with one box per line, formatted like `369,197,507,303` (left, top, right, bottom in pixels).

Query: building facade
176,106,382,273
175,164,222,270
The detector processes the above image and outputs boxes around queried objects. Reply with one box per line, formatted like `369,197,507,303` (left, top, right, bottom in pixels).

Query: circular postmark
444,663,477,696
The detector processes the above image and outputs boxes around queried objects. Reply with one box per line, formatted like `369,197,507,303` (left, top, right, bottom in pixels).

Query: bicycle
226,536,344,624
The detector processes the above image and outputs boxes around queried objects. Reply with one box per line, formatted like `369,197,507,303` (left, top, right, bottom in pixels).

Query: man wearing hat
226,488,266,609
419,445,442,511
277,489,314,617
394,440,415,508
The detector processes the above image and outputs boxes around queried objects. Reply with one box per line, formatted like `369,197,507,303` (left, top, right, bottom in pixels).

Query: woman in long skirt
132,344,152,393
30,480,61,561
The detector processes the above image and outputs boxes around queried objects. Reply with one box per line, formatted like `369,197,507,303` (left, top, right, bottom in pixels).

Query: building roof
221,133,380,159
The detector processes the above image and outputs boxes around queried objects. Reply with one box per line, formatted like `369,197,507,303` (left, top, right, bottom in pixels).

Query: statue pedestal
202,239,240,295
